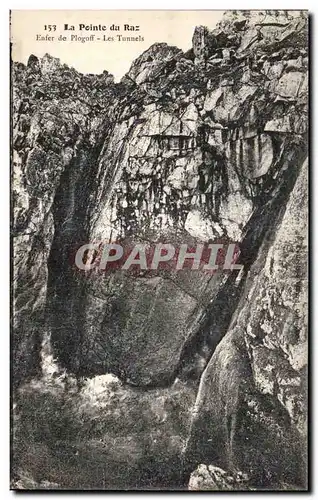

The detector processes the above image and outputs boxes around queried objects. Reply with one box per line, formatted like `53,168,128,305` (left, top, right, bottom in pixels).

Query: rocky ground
12,10,308,490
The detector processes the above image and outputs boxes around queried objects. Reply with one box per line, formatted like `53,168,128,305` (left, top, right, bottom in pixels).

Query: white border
2,1,315,498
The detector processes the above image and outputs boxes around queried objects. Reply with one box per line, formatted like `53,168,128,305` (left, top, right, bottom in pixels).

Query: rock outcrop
184,159,308,489
12,10,308,490
189,464,251,491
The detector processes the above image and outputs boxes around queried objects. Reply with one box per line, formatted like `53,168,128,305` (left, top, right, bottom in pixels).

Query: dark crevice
46,137,105,375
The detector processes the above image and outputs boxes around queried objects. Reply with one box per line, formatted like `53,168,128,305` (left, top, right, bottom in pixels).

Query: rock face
189,464,251,491
12,10,308,490
12,53,115,384
184,159,308,488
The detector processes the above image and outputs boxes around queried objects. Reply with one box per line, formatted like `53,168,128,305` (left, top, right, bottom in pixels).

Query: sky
10,10,225,81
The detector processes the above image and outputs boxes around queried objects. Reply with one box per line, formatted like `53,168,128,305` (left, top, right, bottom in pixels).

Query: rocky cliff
12,10,308,490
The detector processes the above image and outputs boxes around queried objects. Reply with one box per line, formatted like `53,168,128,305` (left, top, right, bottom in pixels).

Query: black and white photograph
10,9,308,491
